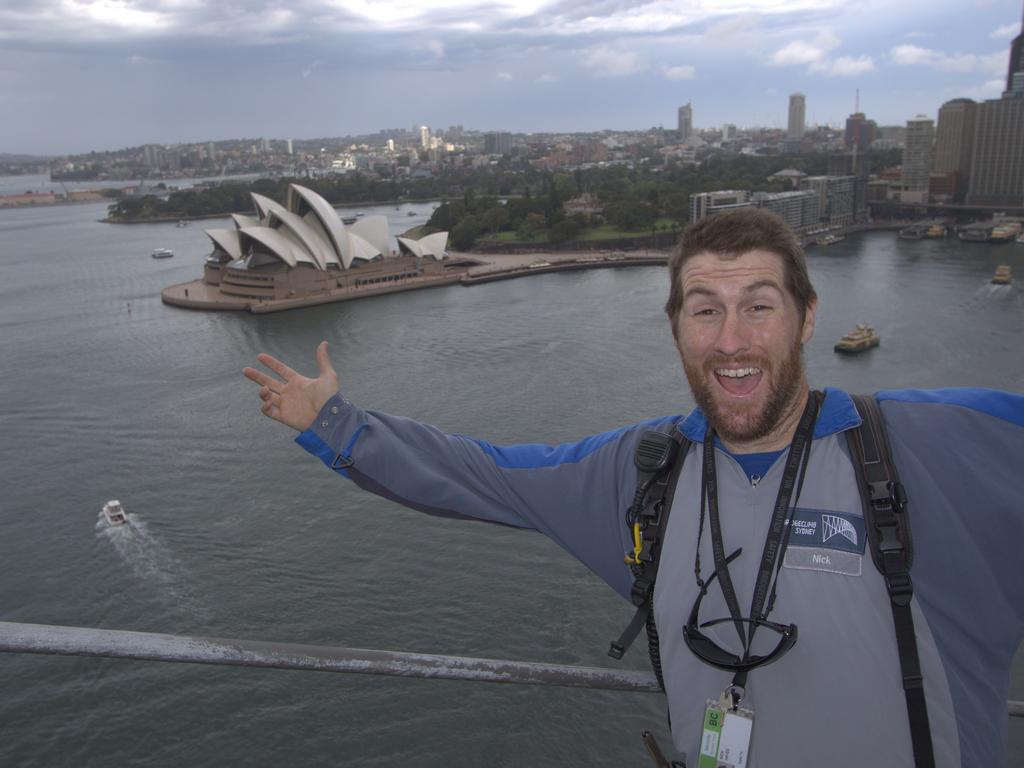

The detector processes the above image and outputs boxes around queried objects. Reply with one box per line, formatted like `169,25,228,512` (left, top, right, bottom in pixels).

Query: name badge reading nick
783,508,865,576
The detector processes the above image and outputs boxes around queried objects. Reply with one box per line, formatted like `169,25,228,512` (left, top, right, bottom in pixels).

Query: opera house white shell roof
205,184,448,272
396,232,449,260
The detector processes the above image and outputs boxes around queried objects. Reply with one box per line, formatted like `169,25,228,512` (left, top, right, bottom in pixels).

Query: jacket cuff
295,393,367,477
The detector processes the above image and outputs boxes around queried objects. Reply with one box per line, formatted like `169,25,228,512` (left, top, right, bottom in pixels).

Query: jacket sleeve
295,393,681,600
878,389,1024,677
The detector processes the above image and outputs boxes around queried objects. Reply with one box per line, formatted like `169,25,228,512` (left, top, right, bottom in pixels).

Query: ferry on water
990,223,1022,243
151,248,174,259
992,265,1013,285
834,324,881,354
100,500,127,525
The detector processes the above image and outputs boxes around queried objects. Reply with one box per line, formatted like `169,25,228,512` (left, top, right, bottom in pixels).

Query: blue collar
677,387,862,445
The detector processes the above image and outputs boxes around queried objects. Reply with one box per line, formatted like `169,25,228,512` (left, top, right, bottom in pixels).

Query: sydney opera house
163,183,458,312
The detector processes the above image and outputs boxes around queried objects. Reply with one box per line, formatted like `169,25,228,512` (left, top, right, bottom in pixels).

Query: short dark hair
665,207,817,335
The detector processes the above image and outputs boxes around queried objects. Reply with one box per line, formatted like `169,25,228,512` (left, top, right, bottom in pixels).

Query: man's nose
715,310,750,356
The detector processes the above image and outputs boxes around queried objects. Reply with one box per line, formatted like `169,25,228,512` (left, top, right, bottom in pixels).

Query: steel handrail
1,621,1022,717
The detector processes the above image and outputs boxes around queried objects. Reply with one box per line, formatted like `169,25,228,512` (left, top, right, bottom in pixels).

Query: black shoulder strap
848,394,935,768
608,428,690,692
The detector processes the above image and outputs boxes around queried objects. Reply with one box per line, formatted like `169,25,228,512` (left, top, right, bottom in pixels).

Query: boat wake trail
96,515,209,620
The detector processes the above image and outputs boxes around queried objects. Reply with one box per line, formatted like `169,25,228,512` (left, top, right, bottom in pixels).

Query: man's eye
693,308,717,316
749,304,772,312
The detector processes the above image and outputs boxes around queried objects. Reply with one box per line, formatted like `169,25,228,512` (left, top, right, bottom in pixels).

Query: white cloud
497,71,512,81
660,64,695,80
990,22,1019,39
769,29,840,67
768,29,869,76
891,44,1007,74
704,14,759,43
980,78,1006,95
959,78,1010,100
822,55,874,76
580,45,646,77
426,38,445,58
536,72,557,83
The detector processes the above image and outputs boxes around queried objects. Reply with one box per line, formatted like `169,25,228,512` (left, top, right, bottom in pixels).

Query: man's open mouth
714,366,763,396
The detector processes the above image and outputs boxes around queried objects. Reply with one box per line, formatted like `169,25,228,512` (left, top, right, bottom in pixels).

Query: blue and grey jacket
298,387,1024,767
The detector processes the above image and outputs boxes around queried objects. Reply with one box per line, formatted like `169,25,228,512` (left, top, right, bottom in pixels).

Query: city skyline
1,0,1021,155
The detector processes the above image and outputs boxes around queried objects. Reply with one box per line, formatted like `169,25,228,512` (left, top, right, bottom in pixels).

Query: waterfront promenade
161,249,671,314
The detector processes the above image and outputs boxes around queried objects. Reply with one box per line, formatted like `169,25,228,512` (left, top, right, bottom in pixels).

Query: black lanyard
694,390,822,701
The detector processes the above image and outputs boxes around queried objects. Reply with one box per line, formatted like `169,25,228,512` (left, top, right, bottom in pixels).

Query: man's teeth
716,367,761,378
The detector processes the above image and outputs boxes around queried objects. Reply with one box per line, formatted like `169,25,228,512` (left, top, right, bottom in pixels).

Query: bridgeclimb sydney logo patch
784,508,866,555
782,508,866,577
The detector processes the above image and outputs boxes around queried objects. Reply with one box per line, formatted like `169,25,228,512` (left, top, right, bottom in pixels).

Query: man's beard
683,338,806,446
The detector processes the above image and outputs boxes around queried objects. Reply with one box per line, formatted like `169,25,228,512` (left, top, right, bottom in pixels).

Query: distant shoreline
102,197,444,224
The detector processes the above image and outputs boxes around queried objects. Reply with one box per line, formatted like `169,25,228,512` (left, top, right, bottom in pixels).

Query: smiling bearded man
665,211,818,452
246,206,1024,768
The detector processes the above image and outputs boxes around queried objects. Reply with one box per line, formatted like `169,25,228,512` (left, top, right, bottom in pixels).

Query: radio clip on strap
608,430,689,685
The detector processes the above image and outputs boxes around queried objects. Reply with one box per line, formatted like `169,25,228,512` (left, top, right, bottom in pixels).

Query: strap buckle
331,453,354,470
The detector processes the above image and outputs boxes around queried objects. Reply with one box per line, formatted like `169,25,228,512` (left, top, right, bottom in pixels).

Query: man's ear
801,297,817,344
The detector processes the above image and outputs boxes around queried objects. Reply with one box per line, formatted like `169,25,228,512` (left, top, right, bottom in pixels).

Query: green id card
697,699,754,768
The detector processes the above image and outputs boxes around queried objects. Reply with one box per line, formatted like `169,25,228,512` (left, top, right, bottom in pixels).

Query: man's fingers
244,366,281,389
256,353,299,381
315,340,337,378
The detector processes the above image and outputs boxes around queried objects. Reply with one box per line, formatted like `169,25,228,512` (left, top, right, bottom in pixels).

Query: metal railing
1,621,1021,717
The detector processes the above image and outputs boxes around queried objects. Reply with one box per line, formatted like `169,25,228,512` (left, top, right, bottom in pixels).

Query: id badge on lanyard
697,691,755,768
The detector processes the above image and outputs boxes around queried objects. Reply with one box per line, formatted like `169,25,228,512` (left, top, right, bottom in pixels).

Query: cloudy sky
1,0,1021,155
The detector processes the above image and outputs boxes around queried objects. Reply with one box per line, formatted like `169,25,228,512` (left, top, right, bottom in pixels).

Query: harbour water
0,194,1022,766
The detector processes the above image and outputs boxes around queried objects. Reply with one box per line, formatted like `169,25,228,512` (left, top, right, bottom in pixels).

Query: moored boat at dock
834,323,880,354
899,225,926,240
992,265,1013,285
990,222,1022,243
959,227,990,242
816,233,845,246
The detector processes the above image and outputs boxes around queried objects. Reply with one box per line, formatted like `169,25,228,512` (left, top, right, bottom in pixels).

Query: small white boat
151,248,174,259
101,499,127,525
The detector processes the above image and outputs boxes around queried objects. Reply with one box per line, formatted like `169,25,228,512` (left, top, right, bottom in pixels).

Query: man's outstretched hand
243,341,340,432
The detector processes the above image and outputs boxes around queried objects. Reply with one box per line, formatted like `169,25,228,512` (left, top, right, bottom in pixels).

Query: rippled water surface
1,197,1022,766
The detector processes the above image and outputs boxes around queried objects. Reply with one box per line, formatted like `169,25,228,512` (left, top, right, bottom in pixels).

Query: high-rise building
788,93,806,139
901,115,935,204
800,175,856,227
1007,7,1023,93
484,132,513,155
420,126,430,150
828,153,870,223
966,97,1024,206
966,12,1024,207
845,113,877,150
287,139,294,155
932,99,977,202
689,189,749,223
751,190,820,233
677,103,693,141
